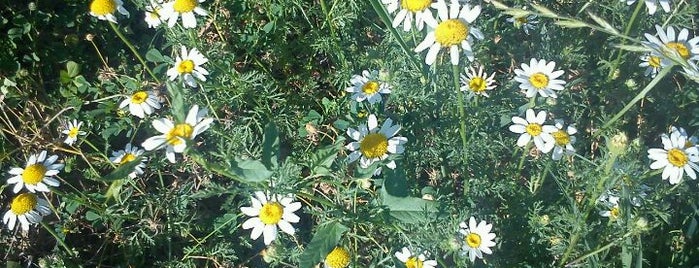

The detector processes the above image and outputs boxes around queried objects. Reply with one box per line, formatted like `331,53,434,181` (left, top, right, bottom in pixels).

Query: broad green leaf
308,143,340,176
262,122,280,169
299,221,349,268
100,157,143,181
66,61,79,78
383,168,409,197
229,157,273,182
381,172,437,223
85,210,101,221
146,48,165,63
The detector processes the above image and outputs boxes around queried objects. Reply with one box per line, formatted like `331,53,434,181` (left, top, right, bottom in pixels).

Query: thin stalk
108,22,160,83
453,65,468,164
368,0,423,72
600,66,672,132
565,231,635,267
606,0,644,80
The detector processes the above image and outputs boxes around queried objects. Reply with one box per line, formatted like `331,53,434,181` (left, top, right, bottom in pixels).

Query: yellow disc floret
400,0,431,12
22,164,47,184
468,77,487,93
552,130,570,146
648,56,662,68
667,148,688,167
525,123,542,136
173,0,197,13
259,202,284,225
166,123,194,145
178,60,195,74
119,153,136,165
362,81,380,95
466,233,482,248
10,193,38,215
90,0,117,16
359,133,389,159
405,256,424,268
434,19,469,47
666,42,690,60
529,72,550,89
131,91,148,104
325,247,351,268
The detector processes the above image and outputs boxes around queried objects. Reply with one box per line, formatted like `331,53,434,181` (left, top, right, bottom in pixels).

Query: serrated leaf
146,48,165,63
262,122,280,169
530,4,558,18
66,61,79,77
555,20,589,29
230,157,273,182
299,222,349,268
587,12,618,35
309,143,340,176
100,157,143,181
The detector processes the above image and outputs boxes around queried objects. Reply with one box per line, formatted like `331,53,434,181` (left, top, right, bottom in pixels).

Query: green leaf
530,4,558,18
381,170,437,223
587,12,619,35
6,261,21,268
554,20,589,29
308,143,340,176
229,157,273,183
146,48,165,63
262,122,280,169
100,157,143,181
299,221,349,268
85,210,101,221
66,61,79,78
383,168,409,197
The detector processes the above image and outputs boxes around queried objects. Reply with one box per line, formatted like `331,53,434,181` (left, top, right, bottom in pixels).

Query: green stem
319,0,347,69
108,22,160,83
600,66,672,132
453,65,468,164
565,231,635,266
606,0,644,80
41,221,76,258
368,0,423,72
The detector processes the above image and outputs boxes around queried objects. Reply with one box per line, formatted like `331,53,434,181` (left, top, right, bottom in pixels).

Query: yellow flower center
529,72,549,89
525,123,542,136
667,148,688,167
149,7,161,19
68,127,80,138
90,0,117,16
325,247,351,268
131,91,148,104
468,77,487,93
259,202,284,225
516,17,528,24
22,164,47,184
648,56,662,68
173,0,197,13
119,153,136,165
434,19,469,47
466,233,482,248
359,133,389,159
400,0,431,12
666,42,690,60
177,60,195,74
10,193,38,215
362,81,380,95
405,256,424,268
610,206,620,219
552,130,570,146
166,123,194,145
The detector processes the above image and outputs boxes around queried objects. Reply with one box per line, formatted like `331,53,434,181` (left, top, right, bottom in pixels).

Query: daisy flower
241,191,301,245
395,247,437,268
167,46,209,88
119,90,162,118
89,0,130,23
61,119,86,146
160,0,208,29
414,0,484,65
324,247,351,268
460,65,496,98
622,0,670,15
109,143,147,178
6,151,63,193
345,70,391,105
144,0,164,28
506,14,538,35
639,53,665,78
142,105,214,163
382,0,433,31
514,58,566,99
549,119,577,160
345,114,407,169
3,193,52,231
598,194,621,220
644,25,699,64
508,109,555,153
459,216,496,262
647,128,699,184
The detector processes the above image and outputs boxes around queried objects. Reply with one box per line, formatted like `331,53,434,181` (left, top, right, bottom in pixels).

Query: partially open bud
607,132,628,156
